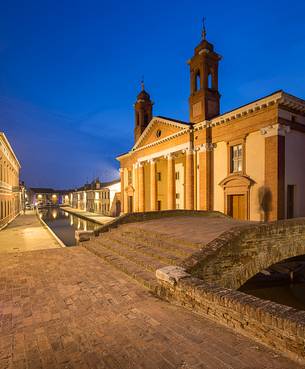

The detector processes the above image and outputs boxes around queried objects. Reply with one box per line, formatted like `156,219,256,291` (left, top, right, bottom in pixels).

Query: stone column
119,168,125,213
185,149,194,210
262,124,288,221
138,163,145,212
150,160,157,211
134,164,139,212
198,142,214,211
167,154,175,210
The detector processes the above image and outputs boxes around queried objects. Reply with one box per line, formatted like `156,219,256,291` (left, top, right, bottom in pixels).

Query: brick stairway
83,224,201,292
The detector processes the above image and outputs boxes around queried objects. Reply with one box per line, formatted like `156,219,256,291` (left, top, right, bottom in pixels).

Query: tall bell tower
188,21,221,123
134,81,153,143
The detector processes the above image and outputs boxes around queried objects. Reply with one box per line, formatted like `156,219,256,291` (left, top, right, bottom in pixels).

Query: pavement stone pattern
123,216,252,245
0,246,302,369
0,211,60,253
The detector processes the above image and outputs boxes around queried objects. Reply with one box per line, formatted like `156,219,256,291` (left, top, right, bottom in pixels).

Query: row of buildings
0,132,24,229
27,178,121,217
117,30,305,221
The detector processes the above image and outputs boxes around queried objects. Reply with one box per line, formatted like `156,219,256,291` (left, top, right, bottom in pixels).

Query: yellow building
117,32,305,221
0,132,21,229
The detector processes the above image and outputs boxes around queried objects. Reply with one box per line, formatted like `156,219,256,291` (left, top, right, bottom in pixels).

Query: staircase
82,224,200,292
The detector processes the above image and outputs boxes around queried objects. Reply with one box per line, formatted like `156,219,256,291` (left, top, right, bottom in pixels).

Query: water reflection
240,255,305,311
39,207,100,246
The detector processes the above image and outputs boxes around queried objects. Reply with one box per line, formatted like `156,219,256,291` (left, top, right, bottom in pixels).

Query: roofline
0,132,21,168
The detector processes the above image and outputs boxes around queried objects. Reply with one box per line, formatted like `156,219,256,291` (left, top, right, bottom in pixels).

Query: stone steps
102,233,181,265
83,224,200,293
94,237,166,272
111,227,200,257
83,242,159,292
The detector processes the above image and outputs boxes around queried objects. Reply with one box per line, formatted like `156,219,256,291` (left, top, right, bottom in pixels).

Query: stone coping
92,210,227,236
156,266,305,364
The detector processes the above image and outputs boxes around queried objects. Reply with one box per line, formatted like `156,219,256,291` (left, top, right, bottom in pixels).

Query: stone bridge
181,217,305,289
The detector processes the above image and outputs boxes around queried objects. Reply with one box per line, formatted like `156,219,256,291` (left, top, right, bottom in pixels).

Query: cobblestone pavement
0,247,302,369
0,211,60,253
124,216,254,245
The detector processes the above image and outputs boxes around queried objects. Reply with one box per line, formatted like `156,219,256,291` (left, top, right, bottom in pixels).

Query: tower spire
202,17,207,40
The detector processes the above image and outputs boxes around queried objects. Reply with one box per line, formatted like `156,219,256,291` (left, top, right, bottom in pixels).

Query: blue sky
0,0,304,188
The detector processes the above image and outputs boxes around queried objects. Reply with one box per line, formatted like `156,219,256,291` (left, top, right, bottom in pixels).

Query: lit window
231,144,243,173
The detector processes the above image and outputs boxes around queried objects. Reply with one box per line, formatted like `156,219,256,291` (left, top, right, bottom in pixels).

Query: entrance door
228,195,246,220
127,196,133,213
287,185,294,219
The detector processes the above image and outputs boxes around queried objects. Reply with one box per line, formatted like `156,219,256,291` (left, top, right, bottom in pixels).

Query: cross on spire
202,17,207,40
141,76,145,91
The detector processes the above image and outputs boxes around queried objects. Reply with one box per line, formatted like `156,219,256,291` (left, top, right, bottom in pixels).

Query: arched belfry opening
134,81,153,143
188,23,221,123
194,70,201,92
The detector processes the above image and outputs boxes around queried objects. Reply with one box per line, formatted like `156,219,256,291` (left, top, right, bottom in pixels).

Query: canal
39,207,101,246
240,255,305,311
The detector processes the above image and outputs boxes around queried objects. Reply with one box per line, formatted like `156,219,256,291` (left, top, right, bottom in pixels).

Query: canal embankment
60,206,115,225
0,210,61,253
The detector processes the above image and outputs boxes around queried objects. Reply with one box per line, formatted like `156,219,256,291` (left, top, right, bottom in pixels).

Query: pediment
133,117,189,150
219,174,255,189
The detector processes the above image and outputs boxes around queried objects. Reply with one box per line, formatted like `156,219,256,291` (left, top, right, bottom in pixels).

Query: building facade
68,179,121,217
0,132,22,229
118,33,305,221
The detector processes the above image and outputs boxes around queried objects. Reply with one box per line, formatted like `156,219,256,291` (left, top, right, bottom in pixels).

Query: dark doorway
228,194,246,220
287,185,295,219
157,200,161,211
128,196,133,213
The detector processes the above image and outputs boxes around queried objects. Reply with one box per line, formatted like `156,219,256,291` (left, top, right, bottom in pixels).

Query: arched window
144,113,149,125
208,73,213,89
194,71,200,92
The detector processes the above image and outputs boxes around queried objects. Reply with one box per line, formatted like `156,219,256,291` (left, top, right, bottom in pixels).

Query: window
231,144,243,173
157,172,161,181
157,201,161,211
208,73,212,89
195,71,200,92
175,172,180,180
156,129,162,138
175,193,180,199
176,203,179,209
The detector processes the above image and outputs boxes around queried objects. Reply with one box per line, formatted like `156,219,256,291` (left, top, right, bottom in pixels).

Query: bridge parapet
156,267,305,364
181,217,305,289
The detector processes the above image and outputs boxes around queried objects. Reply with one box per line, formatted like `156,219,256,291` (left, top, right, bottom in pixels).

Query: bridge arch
181,218,305,289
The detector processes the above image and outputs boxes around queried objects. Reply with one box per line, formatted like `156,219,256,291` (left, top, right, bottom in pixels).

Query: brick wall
181,217,305,289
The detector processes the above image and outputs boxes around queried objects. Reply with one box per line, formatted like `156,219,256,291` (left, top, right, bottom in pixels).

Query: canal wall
181,217,305,289
156,266,305,364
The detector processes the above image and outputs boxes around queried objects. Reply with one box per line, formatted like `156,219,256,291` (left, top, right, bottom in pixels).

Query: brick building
0,132,22,229
117,31,305,221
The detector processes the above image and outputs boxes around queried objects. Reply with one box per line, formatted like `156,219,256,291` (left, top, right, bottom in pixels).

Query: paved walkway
62,206,114,225
0,211,60,253
124,216,253,245
0,246,301,369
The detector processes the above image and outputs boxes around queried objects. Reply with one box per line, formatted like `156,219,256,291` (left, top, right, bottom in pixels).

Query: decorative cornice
260,124,291,137
196,143,217,152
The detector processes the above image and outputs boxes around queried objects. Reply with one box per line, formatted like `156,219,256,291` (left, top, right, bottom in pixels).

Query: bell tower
188,21,221,123
134,81,153,143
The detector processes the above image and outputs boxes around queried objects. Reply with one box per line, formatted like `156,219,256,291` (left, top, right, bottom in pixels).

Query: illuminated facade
69,179,121,217
0,132,21,229
117,33,305,221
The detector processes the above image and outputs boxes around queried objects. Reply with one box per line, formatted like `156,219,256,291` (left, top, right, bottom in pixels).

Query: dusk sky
0,0,304,189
